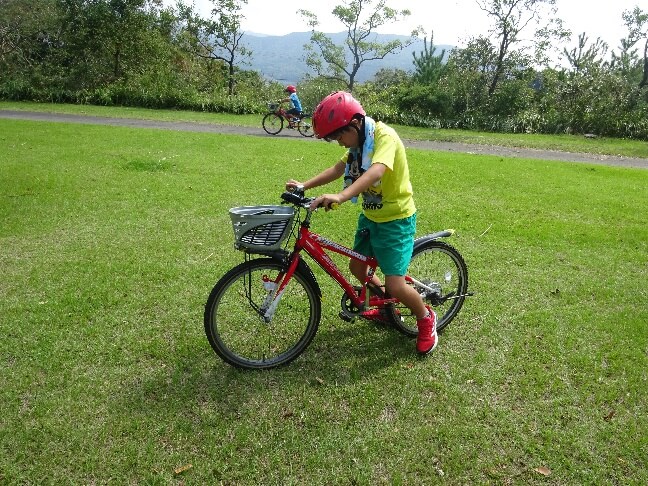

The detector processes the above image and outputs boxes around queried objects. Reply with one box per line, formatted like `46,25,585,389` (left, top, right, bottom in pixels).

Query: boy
279,85,303,126
285,91,437,355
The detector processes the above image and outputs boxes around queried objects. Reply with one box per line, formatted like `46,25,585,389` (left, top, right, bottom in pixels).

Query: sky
178,0,646,49
181,0,641,50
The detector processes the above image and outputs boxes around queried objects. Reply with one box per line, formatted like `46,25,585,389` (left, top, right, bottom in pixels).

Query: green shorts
353,213,417,276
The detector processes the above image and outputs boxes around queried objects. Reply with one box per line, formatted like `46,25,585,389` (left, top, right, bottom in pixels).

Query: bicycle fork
257,255,301,323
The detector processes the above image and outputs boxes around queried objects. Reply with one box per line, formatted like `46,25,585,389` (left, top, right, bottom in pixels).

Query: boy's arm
286,160,346,191
309,162,387,210
340,162,386,201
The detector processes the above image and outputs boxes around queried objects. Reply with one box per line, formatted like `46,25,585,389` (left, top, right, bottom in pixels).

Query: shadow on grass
117,317,419,418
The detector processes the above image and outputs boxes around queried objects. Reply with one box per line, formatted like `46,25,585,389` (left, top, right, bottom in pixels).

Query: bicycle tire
387,240,468,336
204,258,321,369
262,113,283,135
297,115,314,137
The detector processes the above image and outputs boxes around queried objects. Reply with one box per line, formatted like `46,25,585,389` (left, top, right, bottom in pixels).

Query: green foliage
395,84,452,119
535,68,648,137
412,34,446,85
563,33,609,73
477,0,561,95
371,68,412,89
488,73,536,118
176,0,250,95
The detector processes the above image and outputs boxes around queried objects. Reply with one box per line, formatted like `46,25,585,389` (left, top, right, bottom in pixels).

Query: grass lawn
1,116,647,484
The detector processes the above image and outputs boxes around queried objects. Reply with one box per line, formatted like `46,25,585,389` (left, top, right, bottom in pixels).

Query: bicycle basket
229,205,295,251
267,102,279,111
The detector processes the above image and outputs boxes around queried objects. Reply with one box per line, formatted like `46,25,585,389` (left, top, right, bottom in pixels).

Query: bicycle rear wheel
262,113,283,135
297,115,314,137
204,258,321,369
388,240,468,336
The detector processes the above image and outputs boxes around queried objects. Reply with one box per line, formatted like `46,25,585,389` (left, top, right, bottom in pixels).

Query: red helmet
312,91,365,139
285,85,296,93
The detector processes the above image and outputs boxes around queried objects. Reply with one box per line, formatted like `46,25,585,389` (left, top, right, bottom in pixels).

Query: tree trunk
489,31,508,96
640,38,648,88
228,62,235,95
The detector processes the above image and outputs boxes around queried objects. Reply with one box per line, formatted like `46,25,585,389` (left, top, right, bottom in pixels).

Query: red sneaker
416,309,438,355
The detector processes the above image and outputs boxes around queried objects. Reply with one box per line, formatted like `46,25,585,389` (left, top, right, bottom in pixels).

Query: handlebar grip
281,191,303,204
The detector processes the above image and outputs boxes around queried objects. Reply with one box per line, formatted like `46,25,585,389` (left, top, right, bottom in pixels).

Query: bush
394,84,452,119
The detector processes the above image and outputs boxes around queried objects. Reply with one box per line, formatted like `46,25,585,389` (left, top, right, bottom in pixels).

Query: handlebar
281,189,313,208
280,187,339,211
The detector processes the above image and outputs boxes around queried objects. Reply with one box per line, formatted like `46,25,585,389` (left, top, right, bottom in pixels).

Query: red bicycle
262,102,314,137
204,187,470,369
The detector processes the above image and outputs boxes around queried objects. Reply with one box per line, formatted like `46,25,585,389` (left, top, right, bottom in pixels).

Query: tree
441,37,497,116
475,0,567,96
371,68,411,89
611,38,642,81
622,6,648,87
56,0,167,88
0,0,63,82
298,0,422,92
177,0,250,95
563,33,608,74
412,32,446,85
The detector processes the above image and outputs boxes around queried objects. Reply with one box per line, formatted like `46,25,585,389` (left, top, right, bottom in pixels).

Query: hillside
239,31,453,84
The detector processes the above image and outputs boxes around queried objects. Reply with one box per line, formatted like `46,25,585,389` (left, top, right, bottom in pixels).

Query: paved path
2,109,647,169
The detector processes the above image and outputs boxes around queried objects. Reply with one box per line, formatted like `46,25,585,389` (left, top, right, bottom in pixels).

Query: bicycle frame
274,107,288,120
277,103,309,122
298,225,378,306
261,206,398,321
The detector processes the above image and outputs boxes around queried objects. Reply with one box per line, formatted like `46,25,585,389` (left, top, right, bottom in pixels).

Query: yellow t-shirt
344,122,416,223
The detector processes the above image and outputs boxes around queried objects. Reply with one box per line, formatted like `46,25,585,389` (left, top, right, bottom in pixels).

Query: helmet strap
351,117,365,154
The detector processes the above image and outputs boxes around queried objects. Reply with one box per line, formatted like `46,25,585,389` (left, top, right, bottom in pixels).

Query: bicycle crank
339,291,362,322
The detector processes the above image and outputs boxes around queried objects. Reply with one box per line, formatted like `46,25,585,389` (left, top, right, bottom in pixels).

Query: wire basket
267,102,279,111
229,205,295,251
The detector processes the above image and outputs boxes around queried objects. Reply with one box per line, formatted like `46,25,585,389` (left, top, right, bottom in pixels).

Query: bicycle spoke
388,240,468,336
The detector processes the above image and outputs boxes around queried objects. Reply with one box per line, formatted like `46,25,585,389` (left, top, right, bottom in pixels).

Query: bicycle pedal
338,311,356,323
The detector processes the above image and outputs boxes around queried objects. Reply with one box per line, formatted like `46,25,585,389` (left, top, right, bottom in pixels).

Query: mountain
238,31,453,84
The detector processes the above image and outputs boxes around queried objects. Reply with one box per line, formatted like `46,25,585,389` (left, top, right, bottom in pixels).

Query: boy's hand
285,180,303,191
310,194,342,211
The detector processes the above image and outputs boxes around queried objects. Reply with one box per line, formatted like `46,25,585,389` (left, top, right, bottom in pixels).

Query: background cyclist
279,84,303,126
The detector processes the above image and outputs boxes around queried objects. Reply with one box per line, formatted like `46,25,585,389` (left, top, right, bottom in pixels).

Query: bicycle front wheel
204,258,321,369
262,113,283,135
389,240,468,336
297,115,314,137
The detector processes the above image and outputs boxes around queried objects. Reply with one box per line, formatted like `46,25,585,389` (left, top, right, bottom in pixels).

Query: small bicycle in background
204,187,471,370
262,102,314,137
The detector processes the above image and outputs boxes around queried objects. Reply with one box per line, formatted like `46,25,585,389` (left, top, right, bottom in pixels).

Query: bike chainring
340,291,363,320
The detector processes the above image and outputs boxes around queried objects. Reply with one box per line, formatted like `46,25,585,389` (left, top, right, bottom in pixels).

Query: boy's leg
384,275,426,319
349,259,382,288
350,214,382,288
386,275,437,354
372,213,438,355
